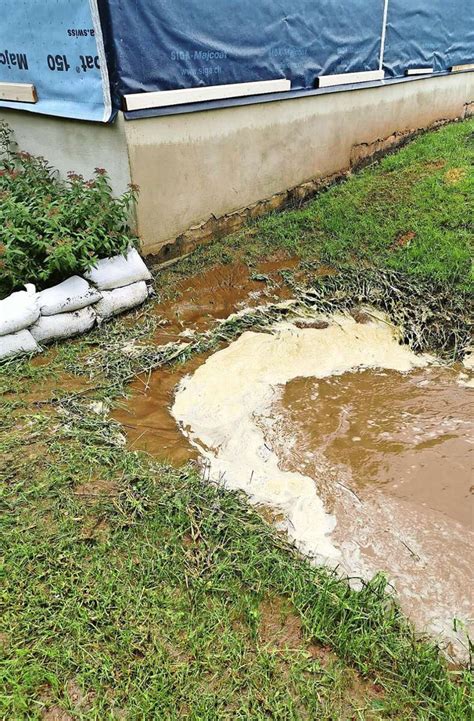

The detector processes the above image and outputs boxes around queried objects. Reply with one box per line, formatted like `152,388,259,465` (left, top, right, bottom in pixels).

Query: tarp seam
379,0,390,71
89,0,112,122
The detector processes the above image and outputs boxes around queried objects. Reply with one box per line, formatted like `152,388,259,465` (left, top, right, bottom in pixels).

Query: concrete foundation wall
124,73,473,256
0,110,131,196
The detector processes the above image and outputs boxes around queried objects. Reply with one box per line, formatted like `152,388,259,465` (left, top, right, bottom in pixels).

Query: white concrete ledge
317,70,385,88
124,79,291,111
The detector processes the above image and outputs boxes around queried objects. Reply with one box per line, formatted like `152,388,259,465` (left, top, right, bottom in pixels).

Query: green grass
1,377,472,720
160,119,473,293
1,120,473,720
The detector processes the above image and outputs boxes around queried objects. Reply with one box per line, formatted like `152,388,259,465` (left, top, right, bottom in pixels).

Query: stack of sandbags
0,248,153,361
31,276,100,344
0,285,40,360
85,247,151,321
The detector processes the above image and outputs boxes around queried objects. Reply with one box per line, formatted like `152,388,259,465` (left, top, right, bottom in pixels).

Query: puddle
171,312,474,659
150,259,299,344
113,257,300,460
274,369,473,526
266,367,474,658
113,354,204,464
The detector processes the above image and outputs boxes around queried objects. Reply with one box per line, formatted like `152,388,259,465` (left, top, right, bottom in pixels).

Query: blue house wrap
0,0,111,121
0,0,472,121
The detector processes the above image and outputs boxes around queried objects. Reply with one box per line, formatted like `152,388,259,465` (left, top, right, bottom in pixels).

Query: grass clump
0,121,138,298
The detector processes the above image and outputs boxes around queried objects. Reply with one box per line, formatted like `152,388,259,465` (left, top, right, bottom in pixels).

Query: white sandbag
0,329,40,360
0,284,39,336
84,248,151,290
95,281,148,320
38,276,101,316
30,306,96,344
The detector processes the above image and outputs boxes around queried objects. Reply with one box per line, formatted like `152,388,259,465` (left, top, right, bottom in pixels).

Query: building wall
0,109,131,196
123,73,473,255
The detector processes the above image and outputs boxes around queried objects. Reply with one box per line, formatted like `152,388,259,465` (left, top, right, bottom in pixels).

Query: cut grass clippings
1,119,473,720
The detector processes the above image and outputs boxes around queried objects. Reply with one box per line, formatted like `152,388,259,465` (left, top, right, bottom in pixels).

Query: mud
113,353,204,464
171,312,473,658
114,258,299,461
152,259,298,343
172,313,430,559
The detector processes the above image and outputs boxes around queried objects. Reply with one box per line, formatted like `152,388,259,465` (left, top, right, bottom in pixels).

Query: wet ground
151,259,299,343
113,258,299,461
114,262,473,659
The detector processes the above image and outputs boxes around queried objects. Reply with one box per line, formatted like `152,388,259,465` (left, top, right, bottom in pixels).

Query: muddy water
113,355,203,464
151,259,299,345
275,369,473,526
263,366,474,659
171,313,474,659
113,258,299,462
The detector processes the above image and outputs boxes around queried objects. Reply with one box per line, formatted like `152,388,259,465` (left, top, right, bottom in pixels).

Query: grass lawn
166,118,473,293
1,120,473,720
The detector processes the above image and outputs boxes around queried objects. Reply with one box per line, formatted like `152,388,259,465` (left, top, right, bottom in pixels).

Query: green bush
0,121,138,298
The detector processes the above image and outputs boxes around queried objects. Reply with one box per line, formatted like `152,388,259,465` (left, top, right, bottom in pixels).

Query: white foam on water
172,312,430,563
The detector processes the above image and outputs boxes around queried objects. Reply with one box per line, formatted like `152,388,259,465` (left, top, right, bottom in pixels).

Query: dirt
391,230,416,250
41,707,73,721
259,596,336,666
258,596,385,714
73,477,118,498
259,597,306,651
39,679,95,721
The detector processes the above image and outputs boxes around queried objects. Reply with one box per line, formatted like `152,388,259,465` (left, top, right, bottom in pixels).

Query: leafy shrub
0,121,139,298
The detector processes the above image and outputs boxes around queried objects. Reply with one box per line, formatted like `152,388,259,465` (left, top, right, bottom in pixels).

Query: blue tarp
102,0,386,98
384,0,474,77
0,0,112,121
101,0,473,106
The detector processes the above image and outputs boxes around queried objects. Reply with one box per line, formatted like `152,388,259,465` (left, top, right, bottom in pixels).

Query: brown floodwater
275,367,473,527
264,364,473,658
113,354,204,464
113,257,301,461
150,258,299,345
